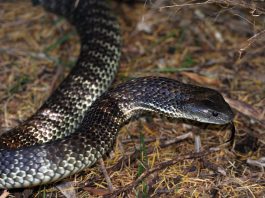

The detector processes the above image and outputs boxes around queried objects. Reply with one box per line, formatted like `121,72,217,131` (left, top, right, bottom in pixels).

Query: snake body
0,0,234,189
0,0,121,149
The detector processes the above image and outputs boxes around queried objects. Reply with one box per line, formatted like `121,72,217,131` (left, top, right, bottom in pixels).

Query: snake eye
212,111,219,117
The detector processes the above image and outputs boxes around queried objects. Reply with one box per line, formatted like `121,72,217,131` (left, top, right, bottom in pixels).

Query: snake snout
183,94,234,125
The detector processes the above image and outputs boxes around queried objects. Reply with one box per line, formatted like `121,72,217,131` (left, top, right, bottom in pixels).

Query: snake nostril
212,111,219,117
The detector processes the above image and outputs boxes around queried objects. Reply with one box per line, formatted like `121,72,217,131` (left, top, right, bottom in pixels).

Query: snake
0,0,234,189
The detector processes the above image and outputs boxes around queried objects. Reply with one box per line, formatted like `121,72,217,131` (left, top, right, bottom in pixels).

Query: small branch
194,134,202,153
239,29,265,58
160,0,213,10
83,133,193,187
110,133,193,171
56,181,77,198
160,132,193,148
50,64,64,93
104,149,218,197
0,190,9,198
99,158,114,193
146,173,159,197
215,0,265,15
160,0,265,15
200,158,227,176
224,96,265,124
247,158,265,172
121,136,166,144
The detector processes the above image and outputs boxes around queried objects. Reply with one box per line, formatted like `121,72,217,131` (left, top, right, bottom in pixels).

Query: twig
50,64,64,93
121,136,166,144
238,29,265,57
104,149,218,197
224,96,265,124
247,158,265,172
194,134,202,153
200,158,227,176
160,132,193,148
56,181,77,198
0,47,58,62
159,0,265,15
112,133,193,171
99,158,114,193
146,173,159,197
84,133,193,187
215,0,265,15
160,0,213,10
0,190,9,198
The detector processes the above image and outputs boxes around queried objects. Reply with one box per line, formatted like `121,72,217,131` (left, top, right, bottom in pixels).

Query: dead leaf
83,187,110,196
224,96,265,122
181,72,221,86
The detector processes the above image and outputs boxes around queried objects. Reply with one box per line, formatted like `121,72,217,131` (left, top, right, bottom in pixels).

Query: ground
0,0,264,197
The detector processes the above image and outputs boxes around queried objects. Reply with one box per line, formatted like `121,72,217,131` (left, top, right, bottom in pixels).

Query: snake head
182,88,234,125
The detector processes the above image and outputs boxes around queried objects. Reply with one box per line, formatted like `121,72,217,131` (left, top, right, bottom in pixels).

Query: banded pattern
0,0,121,148
0,0,234,189
0,77,233,188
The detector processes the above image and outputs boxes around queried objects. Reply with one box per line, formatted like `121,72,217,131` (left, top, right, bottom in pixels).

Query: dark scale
0,0,234,189
0,0,121,149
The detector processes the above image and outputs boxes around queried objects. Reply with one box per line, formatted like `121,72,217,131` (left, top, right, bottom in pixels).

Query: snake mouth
183,104,234,125
215,110,234,125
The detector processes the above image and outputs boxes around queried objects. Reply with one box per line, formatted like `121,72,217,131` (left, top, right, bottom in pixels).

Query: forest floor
0,0,265,197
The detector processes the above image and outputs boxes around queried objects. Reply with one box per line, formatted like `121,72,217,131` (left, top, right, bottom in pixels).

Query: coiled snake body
0,0,234,189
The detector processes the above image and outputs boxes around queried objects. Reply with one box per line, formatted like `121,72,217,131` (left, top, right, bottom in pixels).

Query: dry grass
0,0,264,197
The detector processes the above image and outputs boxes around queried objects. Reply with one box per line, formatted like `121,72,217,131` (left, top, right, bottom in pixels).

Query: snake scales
0,0,234,189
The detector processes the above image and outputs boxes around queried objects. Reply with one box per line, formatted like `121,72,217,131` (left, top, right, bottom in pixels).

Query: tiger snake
0,0,234,189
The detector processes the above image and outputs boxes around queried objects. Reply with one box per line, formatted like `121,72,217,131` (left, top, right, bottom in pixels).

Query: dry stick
104,149,218,198
121,136,166,144
194,134,202,153
247,158,265,172
111,133,193,171
50,65,64,93
159,0,265,14
159,0,213,9
0,47,56,61
146,173,159,197
194,133,226,176
194,131,226,176
160,132,193,148
84,146,157,187
56,181,77,198
213,0,265,14
122,132,192,145
0,190,9,198
149,162,198,198
99,158,114,193
200,158,227,176
83,133,193,187
238,29,265,58
224,96,265,124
